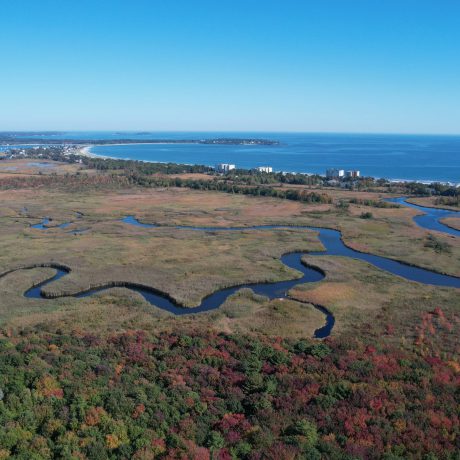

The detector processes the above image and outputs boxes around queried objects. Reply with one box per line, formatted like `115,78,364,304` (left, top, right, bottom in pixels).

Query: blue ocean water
3,132,460,183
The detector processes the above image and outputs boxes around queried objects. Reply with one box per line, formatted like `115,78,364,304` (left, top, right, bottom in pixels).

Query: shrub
424,235,452,253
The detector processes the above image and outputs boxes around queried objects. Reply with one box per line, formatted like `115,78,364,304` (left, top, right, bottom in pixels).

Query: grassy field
0,178,458,339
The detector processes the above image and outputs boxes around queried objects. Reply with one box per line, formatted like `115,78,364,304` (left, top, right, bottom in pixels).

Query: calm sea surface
4,132,460,183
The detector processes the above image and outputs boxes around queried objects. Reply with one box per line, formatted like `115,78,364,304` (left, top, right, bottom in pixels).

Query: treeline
84,157,213,174
348,198,400,208
434,196,460,207
129,174,333,203
223,170,324,186
394,181,460,197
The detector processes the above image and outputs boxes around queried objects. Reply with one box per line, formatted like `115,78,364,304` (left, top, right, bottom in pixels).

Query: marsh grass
290,255,459,343
440,217,460,231
0,186,458,340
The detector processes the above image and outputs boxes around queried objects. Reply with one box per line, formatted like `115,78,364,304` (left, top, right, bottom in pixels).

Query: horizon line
1,129,460,137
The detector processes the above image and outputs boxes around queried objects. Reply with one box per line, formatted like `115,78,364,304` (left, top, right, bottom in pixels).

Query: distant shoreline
79,145,107,159
83,144,459,186
2,139,458,186
0,138,280,146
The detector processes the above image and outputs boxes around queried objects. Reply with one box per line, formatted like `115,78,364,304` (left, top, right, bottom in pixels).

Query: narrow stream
31,218,71,230
20,258,332,338
7,198,459,339
30,211,84,231
121,217,460,288
386,196,460,237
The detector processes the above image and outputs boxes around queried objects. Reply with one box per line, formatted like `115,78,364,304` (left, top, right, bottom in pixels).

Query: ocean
3,132,460,183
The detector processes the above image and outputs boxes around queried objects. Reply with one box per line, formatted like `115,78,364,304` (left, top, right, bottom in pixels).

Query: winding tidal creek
3,198,458,339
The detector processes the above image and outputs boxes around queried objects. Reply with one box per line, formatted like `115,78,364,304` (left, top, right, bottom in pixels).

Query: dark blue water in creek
16,212,459,339
20,256,332,338
30,218,71,230
121,218,460,288
386,197,460,237
30,212,84,231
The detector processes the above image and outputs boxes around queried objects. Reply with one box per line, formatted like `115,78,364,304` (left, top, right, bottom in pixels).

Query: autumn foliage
0,309,458,459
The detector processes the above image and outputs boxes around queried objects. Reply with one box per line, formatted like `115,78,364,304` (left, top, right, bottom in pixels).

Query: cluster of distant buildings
214,163,360,180
326,168,360,179
215,163,273,174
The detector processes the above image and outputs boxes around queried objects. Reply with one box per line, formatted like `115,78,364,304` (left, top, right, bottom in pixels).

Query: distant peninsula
0,135,279,146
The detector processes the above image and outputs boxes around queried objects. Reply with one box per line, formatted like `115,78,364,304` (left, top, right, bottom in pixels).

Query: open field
0,181,458,340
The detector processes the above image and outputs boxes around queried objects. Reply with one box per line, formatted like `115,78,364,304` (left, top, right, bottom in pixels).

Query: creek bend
7,215,458,340
386,197,460,237
121,217,460,289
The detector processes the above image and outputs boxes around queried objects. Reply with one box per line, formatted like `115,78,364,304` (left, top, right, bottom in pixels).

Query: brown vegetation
0,182,458,339
441,217,460,231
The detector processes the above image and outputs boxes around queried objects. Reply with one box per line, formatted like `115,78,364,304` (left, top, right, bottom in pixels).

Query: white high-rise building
215,163,236,173
255,166,273,173
326,168,345,179
345,170,360,178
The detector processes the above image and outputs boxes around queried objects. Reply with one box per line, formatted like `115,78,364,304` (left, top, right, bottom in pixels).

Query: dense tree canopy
0,307,458,459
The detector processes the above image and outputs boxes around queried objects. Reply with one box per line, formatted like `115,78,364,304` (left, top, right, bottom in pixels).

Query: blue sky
1,0,459,133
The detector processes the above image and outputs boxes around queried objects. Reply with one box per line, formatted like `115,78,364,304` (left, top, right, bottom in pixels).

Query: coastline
82,144,459,186
4,142,456,186
78,145,193,165
78,145,109,159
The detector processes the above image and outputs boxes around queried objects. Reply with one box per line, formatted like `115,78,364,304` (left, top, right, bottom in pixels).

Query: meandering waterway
121,217,460,288
386,197,460,237
3,197,458,339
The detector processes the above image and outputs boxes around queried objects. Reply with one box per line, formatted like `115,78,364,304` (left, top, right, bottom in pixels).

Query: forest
0,306,458,459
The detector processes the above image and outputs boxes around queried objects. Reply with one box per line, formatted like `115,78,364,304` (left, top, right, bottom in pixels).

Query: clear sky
1,0,459,133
